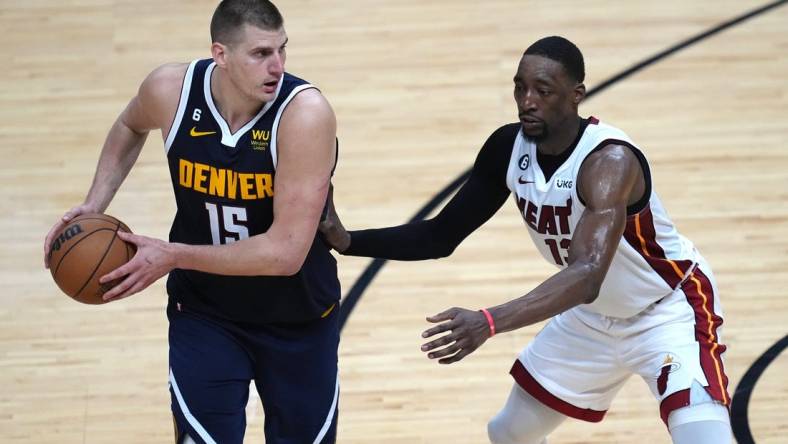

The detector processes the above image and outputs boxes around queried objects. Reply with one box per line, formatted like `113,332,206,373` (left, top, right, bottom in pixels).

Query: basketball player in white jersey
319,36,731,443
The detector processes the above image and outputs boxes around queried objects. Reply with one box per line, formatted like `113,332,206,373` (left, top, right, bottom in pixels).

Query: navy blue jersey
164,59,339,324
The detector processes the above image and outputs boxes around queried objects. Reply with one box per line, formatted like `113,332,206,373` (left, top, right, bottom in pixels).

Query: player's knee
487,414,517,444
487,412,545,444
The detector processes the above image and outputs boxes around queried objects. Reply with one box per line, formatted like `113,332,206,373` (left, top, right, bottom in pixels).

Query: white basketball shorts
511,257,730,425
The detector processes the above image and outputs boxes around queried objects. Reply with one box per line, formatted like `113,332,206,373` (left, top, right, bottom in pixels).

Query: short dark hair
524,36,585,83
210,0,284,45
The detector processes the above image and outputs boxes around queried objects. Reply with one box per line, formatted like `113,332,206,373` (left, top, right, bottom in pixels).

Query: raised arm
421,143,645,364
320,124,518,260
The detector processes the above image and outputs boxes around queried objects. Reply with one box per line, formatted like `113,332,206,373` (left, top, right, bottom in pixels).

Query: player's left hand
99,231,178,302
421,307,491,364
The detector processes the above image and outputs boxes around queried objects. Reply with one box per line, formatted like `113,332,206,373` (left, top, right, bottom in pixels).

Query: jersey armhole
577,138,652,215
269,84,319,169
330,138,339,176
164,60,198,154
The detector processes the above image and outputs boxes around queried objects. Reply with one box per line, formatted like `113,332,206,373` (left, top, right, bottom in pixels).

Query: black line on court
336,0,788,440
584,0,788,100
337,171,471,327
731,335,788,444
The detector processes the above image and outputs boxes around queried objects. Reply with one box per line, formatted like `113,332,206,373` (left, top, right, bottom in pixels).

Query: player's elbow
575,262,605,304
584,274,606,304
271,253,306,276
269,261,300,277
584,288,601,304
428,231,462,259
258,241,309,276
432,242,458,259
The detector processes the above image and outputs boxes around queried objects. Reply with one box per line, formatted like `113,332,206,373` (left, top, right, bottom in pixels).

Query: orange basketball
48,213,136,304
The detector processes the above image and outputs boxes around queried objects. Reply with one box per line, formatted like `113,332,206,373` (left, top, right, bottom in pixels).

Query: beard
521,123,548,142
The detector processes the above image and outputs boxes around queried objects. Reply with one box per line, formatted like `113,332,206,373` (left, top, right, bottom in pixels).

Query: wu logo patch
251,129,270,151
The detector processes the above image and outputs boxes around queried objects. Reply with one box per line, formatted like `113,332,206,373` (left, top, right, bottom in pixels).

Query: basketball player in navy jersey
320,36,732,443
44,1,340,443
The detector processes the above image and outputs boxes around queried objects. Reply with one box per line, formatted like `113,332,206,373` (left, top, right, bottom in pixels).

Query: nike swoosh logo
190,126,217,137
518,176,535,185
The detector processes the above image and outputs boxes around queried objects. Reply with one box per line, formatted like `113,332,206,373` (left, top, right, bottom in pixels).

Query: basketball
48,213,137,304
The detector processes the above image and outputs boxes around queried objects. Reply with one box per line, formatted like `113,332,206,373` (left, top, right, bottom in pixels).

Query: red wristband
480,308,496,337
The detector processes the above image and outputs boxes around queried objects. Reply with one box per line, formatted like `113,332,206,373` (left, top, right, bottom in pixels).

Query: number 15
205,203,249,245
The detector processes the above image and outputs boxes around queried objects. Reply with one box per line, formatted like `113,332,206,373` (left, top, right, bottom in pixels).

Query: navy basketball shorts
167,301,340,444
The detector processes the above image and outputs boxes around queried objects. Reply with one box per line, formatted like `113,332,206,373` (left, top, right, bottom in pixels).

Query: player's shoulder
472,123,520,174
583,119,641,163
132,63,191,130
584,142,639,166
141,62,190,93
276,83,336,153
579,138,643,193
287,86,331,110
281,86,335,126
584,118,634,146
477,122,519,154
489,122,521,142
479,123,520,156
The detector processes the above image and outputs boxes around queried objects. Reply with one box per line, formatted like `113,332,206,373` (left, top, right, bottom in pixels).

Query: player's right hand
44,204,100,268
318,184,351,253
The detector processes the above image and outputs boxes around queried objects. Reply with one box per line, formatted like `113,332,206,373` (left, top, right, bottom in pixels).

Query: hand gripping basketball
98,231,178,302
47,213,137,304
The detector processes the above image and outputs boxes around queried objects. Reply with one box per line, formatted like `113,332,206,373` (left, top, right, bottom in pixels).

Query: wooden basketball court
1,0,786,442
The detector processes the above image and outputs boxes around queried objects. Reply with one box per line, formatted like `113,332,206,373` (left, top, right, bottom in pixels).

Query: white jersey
505,118,698,318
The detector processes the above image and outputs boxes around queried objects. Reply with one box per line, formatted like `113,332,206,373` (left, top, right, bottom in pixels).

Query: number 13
545,238,571,266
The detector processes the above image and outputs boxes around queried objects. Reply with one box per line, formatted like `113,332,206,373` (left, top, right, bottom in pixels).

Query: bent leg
487,383,567,444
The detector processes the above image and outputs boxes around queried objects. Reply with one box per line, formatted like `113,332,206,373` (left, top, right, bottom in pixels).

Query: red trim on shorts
680,267,730,406
622,205,694,288
510,360,606,423
660,388,691,425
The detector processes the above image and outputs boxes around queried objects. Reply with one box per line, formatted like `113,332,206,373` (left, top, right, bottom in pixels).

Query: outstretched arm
320,124,517,260
421,143,645,364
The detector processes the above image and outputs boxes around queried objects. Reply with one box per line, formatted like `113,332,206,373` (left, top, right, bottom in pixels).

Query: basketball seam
73,220,122,300
53,227,117,276
50,215,122,272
